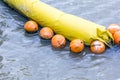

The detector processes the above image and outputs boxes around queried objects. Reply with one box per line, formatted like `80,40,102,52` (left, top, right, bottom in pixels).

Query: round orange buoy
69,39,84,53
24,20,38,33
107,24,120,36
90,40,105,54
51,34,66,48
39,27,54,39
113,31,120,44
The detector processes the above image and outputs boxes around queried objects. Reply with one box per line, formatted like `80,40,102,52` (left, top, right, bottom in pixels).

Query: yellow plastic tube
4,0,113,46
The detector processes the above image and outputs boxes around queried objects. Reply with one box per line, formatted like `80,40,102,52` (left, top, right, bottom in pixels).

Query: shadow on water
0,56,3,69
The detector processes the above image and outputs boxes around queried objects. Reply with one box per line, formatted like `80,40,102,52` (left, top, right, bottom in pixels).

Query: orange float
69,39,84,53
51,34,66,48
107,24,120,36
113,31,120,44
39,27,54,39
90,40,105,54
24,20,38,33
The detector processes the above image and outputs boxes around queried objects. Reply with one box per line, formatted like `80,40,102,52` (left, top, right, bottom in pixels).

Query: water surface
0,0,120,80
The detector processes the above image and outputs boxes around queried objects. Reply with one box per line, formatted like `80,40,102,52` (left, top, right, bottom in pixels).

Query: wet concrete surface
1,0,120,80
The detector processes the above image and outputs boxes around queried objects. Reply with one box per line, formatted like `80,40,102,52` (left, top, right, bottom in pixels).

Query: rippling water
1,0,120,80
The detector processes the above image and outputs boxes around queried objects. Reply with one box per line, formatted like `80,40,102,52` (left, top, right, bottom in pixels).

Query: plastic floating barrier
4,0,113,47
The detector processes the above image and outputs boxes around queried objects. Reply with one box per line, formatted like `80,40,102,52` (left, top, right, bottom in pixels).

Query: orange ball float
90,40,105,54
107,24,120,36
51,34,66,48
24,20,38,33
113,31,120,44
39,27,54,39
69,39,84,53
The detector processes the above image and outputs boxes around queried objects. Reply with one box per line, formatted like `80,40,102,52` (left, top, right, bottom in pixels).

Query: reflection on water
1,0,120,80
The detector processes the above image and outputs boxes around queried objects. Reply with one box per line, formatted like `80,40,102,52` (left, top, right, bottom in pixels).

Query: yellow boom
4,0,113,46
